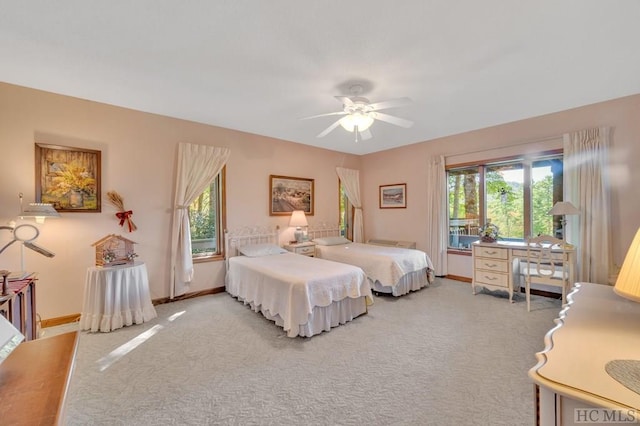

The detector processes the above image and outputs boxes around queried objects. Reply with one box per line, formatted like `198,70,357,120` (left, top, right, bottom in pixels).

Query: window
339,182,353,239
447,153,562,249
188,169,225,259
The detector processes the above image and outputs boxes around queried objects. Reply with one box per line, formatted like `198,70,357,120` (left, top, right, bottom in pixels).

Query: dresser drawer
474,270,508,288
474,258,508,273
296,245,315,255
512,249,567,262
475,246,508,260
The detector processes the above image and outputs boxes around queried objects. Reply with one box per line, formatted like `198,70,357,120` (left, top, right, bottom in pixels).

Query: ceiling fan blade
368,97,412,111
360,128,372,140
300,111,346,120
317,118,343,138
335,96,354,107
373,112,414,128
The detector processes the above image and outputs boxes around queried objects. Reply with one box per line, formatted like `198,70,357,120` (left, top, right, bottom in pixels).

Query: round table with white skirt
80,261,157,332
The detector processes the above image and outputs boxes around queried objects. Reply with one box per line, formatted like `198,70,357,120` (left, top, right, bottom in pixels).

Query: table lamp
607,226,640,396
548,201,580,247
289,210,308,243
18,193,60,224
613,226,640,303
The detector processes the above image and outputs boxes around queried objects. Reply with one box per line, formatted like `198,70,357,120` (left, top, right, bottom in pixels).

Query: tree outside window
188,172,223,258
447,154,562,249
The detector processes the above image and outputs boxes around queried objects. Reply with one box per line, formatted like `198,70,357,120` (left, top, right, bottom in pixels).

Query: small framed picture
379,183,407,209
269,175,314,216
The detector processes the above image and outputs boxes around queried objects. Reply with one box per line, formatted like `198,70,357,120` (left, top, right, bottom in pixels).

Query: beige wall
360,94,640,279
0,82,360,319
2,81,638,320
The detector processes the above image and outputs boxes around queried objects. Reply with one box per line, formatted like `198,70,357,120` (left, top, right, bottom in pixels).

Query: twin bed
225,228,373,338
224,226,434,338
309,228,435,297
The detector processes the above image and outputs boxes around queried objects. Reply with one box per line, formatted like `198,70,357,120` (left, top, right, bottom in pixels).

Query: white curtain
336,167,364,243
563,127,611,284
170,143,230,298
425,155,448,276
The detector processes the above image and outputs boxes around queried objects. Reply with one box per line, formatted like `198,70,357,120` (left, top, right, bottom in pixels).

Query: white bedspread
226,253,371,336
315,243,434,287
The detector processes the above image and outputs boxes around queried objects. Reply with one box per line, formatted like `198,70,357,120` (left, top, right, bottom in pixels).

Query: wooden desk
0,331,78,425
529,283,640,425
471,241,576,302
0,275,37,341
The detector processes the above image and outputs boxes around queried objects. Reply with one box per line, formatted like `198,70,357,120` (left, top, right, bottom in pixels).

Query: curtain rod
444,134,562,159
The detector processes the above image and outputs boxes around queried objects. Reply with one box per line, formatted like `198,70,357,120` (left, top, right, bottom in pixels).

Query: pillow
239,244,287,257
313,236,352,246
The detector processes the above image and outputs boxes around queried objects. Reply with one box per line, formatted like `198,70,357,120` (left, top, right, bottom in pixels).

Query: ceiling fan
301,85,414,142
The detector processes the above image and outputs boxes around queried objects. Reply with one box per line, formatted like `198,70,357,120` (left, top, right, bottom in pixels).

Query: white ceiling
2,1,639,155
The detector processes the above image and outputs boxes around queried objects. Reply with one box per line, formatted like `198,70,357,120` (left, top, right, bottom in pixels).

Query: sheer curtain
564,127,611,284
425,155,448,276
170,143,230,298
336,167,364,243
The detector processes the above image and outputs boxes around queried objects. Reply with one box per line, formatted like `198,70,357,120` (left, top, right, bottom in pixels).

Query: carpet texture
62,279,561,425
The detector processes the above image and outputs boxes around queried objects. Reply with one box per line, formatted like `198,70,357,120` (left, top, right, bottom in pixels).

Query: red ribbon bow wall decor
116,210,136,232
107,191,138,232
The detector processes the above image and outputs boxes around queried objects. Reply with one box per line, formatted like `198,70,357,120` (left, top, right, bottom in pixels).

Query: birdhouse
92,234,137,267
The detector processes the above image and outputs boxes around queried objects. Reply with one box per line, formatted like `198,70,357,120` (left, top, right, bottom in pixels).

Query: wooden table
0,331,79,425
471,241,576,303
529,283,640,425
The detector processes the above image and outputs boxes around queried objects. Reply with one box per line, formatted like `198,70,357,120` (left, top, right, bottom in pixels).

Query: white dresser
529,282,640,425
472,242,519,302
471,241,576,303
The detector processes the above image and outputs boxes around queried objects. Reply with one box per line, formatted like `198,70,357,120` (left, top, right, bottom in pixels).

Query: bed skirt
370,267,431,296
235,296,368,338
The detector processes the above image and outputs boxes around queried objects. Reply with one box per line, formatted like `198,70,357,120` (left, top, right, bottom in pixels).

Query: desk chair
521,235,570,312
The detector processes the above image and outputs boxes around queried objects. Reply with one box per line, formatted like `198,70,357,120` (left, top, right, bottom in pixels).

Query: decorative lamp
614,227,640,303
18,193,60,224
20,203,60,224
0,224,55,273
339,112,374,133
606,227,640,393
548,201,580,246
289,210,308,243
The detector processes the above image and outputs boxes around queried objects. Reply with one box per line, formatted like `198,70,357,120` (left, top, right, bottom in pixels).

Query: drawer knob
484,275,497,281
485,263,497,268
486,250,497,255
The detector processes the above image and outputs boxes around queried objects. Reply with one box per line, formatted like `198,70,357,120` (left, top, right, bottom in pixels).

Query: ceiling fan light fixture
339,112,374,132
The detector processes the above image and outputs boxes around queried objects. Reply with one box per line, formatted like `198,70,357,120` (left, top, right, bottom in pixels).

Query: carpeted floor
57,278,561,425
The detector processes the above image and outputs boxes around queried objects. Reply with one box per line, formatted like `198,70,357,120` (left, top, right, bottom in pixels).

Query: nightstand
284,241,316,257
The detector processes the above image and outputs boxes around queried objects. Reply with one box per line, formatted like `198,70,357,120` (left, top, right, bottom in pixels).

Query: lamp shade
614,227,640,303
548,201,580,216
20,203,60,223
339,113,374,132
289,210,308,228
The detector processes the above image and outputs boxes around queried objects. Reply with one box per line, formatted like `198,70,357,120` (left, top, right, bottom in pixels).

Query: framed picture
379,183,407,209
35,143,101,212
269,175,314,216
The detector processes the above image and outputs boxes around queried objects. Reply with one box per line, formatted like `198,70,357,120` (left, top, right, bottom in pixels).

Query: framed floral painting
35,143,101,212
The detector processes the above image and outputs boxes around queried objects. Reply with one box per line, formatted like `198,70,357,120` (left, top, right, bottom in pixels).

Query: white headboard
224,226,280,260
307,224,341,241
